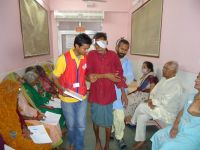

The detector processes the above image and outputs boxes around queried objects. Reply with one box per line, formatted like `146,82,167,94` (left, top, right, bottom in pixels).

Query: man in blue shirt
111,38,135,149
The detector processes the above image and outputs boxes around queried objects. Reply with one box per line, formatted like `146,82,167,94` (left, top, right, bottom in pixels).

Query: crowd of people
0,32,199,150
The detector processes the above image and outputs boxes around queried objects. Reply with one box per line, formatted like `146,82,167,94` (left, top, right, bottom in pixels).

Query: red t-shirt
86,50,127,105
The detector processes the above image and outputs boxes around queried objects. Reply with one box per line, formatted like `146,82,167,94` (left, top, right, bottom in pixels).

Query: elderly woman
151,72,200,150
35,65,58,97
0,79,51,150
125,61,158,117
23,71,65,129
4,73,63,148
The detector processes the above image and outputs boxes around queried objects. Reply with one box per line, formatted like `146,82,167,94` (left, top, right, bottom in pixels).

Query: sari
37,75,58,96
0,134,5,150
0,80,51,150
7,72,65,129
4,73,63,147
22,82,66,129
125,72,158,116
18,93,63,148
151,95,200,150
41,63,54,77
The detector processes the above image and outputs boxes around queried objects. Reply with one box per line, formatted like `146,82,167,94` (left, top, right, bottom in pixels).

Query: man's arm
113,54,127,88
121,88,128,107
147,99,156,109
124,59,135,85
88,73,121,83
52,55,66,95
120,59,134,107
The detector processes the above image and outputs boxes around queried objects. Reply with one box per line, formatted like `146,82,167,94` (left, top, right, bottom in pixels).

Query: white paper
64,89,83,101
4,145,15,150
28,125,52,144
46,98,61,108
41,111,61,125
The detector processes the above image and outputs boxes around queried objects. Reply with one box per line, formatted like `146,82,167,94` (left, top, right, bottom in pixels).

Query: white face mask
96,40,107,49
142,68,149,75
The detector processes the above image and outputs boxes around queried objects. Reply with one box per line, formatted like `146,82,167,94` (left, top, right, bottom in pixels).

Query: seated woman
4,72,63,148
23,71,66,129
0,79,51,150
151,72,200,150
125,61,158,118
35,65,58,97
41,62,54,77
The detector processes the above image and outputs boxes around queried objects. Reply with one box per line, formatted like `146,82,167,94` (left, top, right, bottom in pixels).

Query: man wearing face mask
86,32,128,150
110,38,134,149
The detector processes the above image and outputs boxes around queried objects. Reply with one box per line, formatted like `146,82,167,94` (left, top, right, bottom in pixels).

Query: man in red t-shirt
86,32,128,150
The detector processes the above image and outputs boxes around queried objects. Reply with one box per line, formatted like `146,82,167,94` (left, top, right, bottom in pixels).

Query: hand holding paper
28,125,52,144
63,89,83,101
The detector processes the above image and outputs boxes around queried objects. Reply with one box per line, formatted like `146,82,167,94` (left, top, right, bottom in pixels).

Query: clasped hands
145,99,156,109
88,72,121,83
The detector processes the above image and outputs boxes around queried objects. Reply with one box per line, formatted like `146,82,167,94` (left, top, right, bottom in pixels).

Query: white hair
166,61,179,73
24,71,38,84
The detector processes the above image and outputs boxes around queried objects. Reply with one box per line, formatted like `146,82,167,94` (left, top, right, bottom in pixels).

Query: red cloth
59,51,87,95
39,76,58,95
86,50,127,105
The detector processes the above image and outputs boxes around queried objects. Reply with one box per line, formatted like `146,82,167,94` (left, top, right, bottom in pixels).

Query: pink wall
102,12,129,50
2,0,198,75
128,0,200,73
0,0,52,74
49,0,132,12
50,0,131,59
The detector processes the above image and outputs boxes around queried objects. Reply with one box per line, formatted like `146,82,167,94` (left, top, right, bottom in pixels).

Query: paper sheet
28,125,52,144
41,111,61,125
46,98,61,108
4,145,15,150
64,89,83,101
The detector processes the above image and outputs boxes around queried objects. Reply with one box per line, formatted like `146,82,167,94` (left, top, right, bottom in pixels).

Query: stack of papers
46,98,61,108
64,89,83,101
28,125,52,144
41,111,61,125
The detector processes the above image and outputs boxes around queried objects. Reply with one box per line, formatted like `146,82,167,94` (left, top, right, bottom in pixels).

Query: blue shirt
113,57,135,109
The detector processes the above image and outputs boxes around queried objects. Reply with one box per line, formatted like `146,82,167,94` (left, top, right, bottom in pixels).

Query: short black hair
116,37,129,47
93,32,107,40
143,61,154,72
74,33,92,47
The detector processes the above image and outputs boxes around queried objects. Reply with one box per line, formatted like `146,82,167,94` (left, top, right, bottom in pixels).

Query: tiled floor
60,105,158,150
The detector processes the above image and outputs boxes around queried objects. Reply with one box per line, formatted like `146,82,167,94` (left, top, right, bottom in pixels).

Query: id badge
73,83,80,88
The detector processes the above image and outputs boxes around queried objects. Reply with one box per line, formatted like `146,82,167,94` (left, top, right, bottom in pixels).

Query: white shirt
149,76,183,124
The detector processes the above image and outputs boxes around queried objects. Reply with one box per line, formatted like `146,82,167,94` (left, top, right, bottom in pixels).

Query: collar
70,48,84,60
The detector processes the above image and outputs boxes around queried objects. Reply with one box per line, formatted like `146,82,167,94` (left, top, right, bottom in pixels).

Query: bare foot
96,140,102,150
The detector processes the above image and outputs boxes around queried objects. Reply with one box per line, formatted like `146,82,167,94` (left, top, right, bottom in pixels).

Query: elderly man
130,61,183,149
